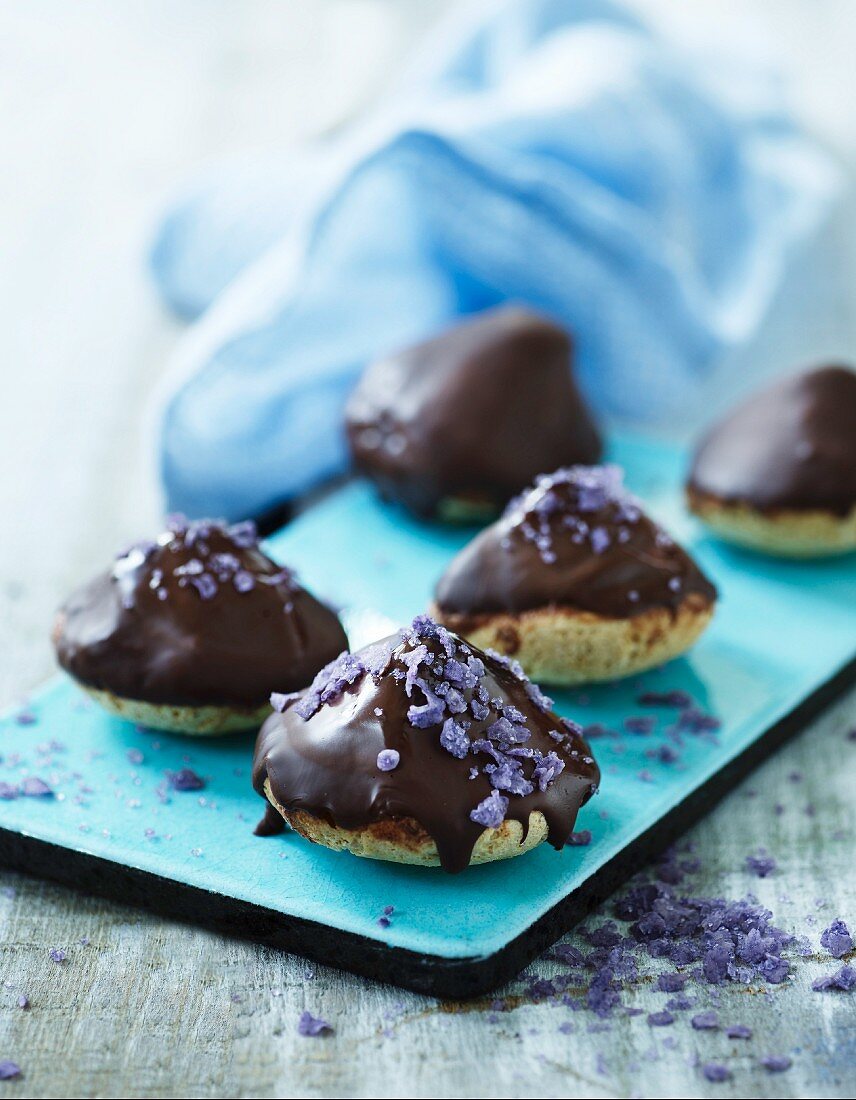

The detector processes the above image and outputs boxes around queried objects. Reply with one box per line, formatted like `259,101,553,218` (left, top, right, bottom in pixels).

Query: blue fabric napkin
151,0,839,521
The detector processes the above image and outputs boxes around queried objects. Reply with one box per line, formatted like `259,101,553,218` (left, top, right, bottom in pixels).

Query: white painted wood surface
0,3,853,1096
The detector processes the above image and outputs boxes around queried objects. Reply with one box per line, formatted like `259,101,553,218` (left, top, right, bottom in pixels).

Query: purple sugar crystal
656,973,685,993
296,652,367,720
297,1011,333,1037
233,570,255,593
647,1010,674,1027
21,777,52,798
470,790,508,829
49,948,67,963
0,1062,21,1080
820,919,852,959
590,526,610,555
745,851,777,878
726,1024,752,1039
702,1063,730,1082
376,749,400,772
637,690,692,708
167,768,205,792
532,751,565,791
270,692,298,713
439,718,470,760
566,830,592,847
691,1011,719,1030
624,715,655,735
812,964,855,992
761,1055,792,1073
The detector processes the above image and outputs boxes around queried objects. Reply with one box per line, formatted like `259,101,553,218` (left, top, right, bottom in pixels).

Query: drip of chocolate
253,616,599,874
254,803,287,837
688,365,856,516
54,516,348,708
434,466,716,621
345,306,602,517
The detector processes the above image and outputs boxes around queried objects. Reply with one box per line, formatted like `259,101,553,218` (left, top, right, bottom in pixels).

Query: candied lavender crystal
470,790,509,829
820,919,853,959
727,1024,752,1039
502,465,644,564
691,1010,719,1030
761,1055,792,1073
702,1064,730,1082
167,768,206,792
376,749,400,772
115,514,302,607
296,1011,333,1037
745,850,777,878
812,964,855,992
20,777,53,798
0,1062,21,1081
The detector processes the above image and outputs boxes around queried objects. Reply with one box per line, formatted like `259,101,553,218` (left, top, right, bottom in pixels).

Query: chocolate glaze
345,306,602,518
54,518,348,708
254,803,287,837
253,620,599,874
688,365,856,516
435,466,716,621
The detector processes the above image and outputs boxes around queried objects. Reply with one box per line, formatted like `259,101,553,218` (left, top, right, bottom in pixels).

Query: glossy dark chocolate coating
253,634,599,874
688,365,856,516
54,527,348,708
345,306,602,517
435,470,716,621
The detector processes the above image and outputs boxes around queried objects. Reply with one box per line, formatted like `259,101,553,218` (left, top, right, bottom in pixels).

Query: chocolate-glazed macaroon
253,615,599,873
345,306,602,521
688,365,856,557
433,466,716,685
53,516,348,735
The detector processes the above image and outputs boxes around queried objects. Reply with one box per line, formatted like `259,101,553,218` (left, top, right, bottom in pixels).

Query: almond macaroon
253,615,599,873
345,306,602,522
433,466,717,685
53,516,348,734
687,365,856,557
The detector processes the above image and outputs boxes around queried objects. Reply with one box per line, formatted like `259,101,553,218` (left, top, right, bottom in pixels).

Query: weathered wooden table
1,3,853,1096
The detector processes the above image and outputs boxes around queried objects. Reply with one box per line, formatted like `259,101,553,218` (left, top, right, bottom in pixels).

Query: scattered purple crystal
20,776,52,798
761,1055,792,1073
49,948,67,964
270,691,299,714
637,690,692,708
167,768,206,792
0,1062,21,1080
745,851,777,878
297,1011,333,1037
702,1063,730,1082
566,830,592,847
691,1010,719,1030
812,964,855,992
624,715,655,735
647,1010,674,1027
820,919,852,959
376,749,400,772
726,1024,752,1040
470,790,508,829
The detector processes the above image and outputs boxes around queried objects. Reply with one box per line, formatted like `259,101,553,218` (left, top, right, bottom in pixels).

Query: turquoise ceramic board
1,436,854,996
